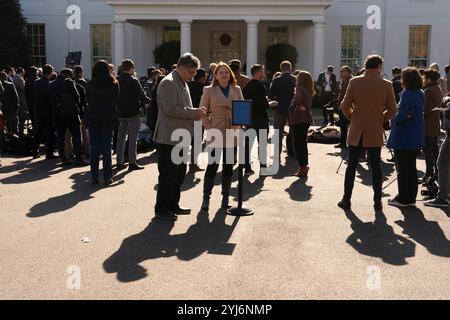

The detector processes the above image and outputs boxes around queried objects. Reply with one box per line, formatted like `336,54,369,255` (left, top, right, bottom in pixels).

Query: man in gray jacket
154,53,207,221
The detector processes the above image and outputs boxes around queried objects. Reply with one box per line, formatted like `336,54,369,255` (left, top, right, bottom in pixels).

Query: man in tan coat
338,55,397,211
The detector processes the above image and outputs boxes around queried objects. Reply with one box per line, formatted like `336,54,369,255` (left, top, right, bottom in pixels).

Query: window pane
341,26,362,74
408,25,430,67
91,24,112,65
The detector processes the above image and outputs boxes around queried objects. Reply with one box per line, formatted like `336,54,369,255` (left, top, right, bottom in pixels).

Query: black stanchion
227,99,254,217
227,163,253,216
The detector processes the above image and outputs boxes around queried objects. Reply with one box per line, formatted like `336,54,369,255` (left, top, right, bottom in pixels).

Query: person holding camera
386,67,425,207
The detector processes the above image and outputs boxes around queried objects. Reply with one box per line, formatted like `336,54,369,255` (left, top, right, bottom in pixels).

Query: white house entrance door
210,31,241,63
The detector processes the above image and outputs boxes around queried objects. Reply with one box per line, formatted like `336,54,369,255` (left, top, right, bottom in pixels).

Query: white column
179,19,192,54
246,19,259,76
313,19,326,78
113,19,126,68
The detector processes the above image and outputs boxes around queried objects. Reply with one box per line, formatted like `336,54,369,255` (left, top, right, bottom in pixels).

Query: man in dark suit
25,66,39,129
269,60,296,160
48,68,87,166
243,64,271,175
317,65,339,125
0,71,19,135
31,64,56,159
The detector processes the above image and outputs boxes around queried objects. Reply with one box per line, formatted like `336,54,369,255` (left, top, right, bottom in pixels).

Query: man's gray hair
177,53,201,69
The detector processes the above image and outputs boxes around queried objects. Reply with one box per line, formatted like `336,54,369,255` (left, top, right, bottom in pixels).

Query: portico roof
107,0,334,21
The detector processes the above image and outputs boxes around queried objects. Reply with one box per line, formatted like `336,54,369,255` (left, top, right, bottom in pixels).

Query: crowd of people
1,52,450,220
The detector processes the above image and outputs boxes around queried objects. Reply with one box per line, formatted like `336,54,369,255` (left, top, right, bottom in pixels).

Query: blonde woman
289,71,315,177
200,62,244,211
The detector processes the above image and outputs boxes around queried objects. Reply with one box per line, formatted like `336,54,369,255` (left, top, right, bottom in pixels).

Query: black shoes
155,211,178,221
116,163,127,170
104,178,113,186
128,163,144,171
74,159,89,167
244,168,255,176
155,206,191,221
61,160,72,167
338,199,351,210
172,207,191,215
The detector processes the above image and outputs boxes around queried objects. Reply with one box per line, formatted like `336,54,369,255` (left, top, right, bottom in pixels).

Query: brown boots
294,166,309,178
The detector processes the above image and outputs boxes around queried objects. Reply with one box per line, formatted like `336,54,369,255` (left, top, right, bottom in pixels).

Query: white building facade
20,0,450,78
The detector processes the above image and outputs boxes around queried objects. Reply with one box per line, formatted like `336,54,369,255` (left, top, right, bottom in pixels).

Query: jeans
88,127,113,181
437,135,450,201
292,122,310,166
395,149,419,204
56,120,82,161
117,115,140,165
424,136,439,176
344,144,382,203
155,144,187,213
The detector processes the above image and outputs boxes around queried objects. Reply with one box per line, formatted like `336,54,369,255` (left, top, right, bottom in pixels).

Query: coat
289,87,313,126
33,77,51,120
386,89,425,150
200,84,244,148
0,80,19,115
154,70,198,146
47,75,80,125
12,75,28,112
117,73,150,118
341,69,397,147
85,80,120,129
317,71,338,96
424,82,443,137
269,72,296,115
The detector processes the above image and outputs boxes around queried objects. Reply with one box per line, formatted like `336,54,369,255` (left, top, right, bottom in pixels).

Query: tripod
335,130,398,191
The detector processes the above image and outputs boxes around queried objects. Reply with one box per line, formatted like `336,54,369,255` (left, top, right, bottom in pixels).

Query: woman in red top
289,71,315,177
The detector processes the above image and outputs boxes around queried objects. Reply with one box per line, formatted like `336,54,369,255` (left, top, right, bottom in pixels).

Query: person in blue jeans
386,67,425,207
85,60,120,185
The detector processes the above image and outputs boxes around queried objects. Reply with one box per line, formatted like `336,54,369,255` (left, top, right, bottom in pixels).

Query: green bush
0,0,29,69
153,40,180,70
265,43,298,76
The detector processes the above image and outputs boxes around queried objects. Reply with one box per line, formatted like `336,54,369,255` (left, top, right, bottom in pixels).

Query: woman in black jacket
85,60,120,185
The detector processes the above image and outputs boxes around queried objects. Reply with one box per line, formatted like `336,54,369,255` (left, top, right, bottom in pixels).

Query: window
26,24,46,67
408,25,431,68
91,24,111,65
267,27,288,45
164,26,180,42
341,26,362,73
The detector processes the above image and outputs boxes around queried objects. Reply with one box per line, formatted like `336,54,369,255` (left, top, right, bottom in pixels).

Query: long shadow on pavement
0,157,65,184
395,207,450,258
103,210,239,282
27,169,125,218
285,177,313,202
344,210,416,266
